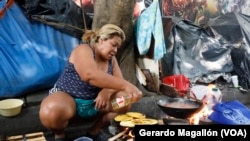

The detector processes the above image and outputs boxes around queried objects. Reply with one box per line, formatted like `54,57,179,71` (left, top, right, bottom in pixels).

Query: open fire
108,98,216,140
188,84,222,124
109,111,158,140
161,102,215,125
189,103,213,125
108,127,134,141
108,106,215,141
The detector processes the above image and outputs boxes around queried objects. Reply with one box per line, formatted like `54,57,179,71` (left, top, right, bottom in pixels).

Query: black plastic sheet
231,46,250,89
161,12,250,84
15,0,93,39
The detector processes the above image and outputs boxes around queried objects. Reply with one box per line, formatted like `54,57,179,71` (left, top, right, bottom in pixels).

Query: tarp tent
206,12,250,89
0,2,81,97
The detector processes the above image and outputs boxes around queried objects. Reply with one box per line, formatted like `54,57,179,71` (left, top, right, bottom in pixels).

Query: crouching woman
39,24,142,141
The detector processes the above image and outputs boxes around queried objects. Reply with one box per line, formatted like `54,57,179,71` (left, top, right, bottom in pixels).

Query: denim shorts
74,98,98,118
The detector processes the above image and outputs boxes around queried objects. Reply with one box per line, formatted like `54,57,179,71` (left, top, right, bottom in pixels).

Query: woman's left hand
94,89,111,110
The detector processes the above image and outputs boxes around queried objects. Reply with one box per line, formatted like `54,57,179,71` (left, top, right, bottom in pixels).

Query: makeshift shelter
1,0,250,97
161,12,250,89
0,2,82,97
1,0,250,140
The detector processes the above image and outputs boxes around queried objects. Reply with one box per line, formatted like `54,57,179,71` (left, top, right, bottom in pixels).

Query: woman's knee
39,92,76,127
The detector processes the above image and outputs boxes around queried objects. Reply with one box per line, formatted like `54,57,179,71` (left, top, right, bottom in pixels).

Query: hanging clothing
135,0,166,61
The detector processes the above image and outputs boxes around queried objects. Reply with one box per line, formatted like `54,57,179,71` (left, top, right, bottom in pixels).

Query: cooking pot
157,97,203,119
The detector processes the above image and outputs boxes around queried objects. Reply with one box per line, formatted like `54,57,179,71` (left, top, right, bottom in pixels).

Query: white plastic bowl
0,99,24,117
74,136,93,141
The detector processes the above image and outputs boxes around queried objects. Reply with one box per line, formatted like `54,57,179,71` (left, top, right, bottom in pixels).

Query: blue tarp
0,3,81,97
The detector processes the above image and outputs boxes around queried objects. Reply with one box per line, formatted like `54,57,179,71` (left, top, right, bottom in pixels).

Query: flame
120,128,134,140
189,103,213,125
189,84,220,125
128,129,135,138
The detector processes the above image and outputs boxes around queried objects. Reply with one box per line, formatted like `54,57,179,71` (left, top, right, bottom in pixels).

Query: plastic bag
208,100,250,125
162,74,190,96
190,84,222,111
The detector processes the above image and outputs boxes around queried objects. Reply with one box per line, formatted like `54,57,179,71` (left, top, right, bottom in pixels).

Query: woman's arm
99,57,124,95
69,44,139,94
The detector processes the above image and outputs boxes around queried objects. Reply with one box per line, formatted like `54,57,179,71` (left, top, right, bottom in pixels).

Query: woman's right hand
124,82,143,103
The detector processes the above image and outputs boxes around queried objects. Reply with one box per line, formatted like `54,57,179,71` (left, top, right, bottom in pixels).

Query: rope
80,0,88,31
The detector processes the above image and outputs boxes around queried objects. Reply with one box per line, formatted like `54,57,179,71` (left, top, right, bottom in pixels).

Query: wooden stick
27,136,46,141
7,132,45,141
7,135,23,140
108,129,129,141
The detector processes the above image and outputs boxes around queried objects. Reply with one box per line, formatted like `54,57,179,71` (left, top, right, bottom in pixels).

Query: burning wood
108,128,129,141
128,130,135,138
108,127,135,141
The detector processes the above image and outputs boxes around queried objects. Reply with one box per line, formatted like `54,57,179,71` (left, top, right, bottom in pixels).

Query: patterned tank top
53,46,113,99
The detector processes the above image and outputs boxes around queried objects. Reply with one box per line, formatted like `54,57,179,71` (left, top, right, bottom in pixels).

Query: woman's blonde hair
82,24,126,45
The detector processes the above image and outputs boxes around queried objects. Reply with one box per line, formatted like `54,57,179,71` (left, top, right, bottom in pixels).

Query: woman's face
97,35,122,60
